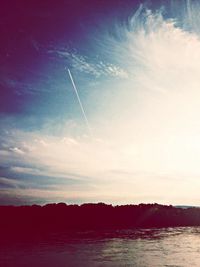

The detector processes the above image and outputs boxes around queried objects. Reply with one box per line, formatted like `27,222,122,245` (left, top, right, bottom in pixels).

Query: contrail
67,69,93,136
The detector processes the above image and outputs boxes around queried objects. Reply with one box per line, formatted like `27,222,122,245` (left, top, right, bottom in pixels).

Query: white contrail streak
67,69,93,136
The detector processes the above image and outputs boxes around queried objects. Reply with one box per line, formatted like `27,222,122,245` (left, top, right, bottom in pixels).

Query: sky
1,0,200,205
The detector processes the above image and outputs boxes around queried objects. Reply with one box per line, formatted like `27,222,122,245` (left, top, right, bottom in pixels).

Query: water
1,227,200,267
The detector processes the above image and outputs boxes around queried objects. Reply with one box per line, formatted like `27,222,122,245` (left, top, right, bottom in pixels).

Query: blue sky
1,0,200,205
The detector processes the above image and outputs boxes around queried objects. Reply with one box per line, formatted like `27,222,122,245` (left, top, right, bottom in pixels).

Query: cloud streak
48,48,128,78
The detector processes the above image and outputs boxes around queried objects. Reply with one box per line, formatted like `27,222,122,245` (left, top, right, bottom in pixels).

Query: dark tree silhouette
1,203,200,239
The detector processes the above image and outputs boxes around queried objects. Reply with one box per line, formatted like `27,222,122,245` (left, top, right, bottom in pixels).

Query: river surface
1,227,200,267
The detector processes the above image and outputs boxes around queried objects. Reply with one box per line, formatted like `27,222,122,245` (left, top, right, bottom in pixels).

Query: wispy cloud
0,177,24,189
48,48,128,78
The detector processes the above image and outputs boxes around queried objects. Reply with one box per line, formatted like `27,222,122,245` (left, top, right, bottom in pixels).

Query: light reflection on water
1,227,200,267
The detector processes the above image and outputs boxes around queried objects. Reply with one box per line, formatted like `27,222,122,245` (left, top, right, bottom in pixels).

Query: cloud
0,177,23,189
9,147,25,155
30,36,40,51
1,119,200,206
48,48,128,78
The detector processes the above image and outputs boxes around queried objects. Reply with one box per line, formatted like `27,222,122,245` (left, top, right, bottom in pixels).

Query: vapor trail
67,69,93,136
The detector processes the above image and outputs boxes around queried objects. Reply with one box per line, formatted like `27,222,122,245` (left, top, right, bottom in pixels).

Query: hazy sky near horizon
1,0,200,205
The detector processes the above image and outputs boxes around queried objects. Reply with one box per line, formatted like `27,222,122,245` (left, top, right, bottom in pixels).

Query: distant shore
1,203,200,237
